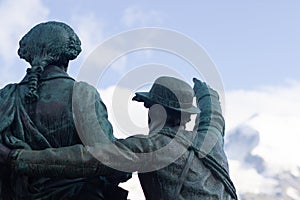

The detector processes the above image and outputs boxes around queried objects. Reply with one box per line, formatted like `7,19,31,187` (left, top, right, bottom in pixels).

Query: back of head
134,76,199,129
18,21,81,66
18,21,82,103
159,77,195,127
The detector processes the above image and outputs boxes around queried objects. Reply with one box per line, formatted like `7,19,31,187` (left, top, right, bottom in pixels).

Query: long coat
0,65,128,199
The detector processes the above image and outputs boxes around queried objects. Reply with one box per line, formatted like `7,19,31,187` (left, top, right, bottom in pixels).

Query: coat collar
20,65,74,84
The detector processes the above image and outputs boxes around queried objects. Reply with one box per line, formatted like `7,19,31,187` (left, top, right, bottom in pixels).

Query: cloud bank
0,0,49,86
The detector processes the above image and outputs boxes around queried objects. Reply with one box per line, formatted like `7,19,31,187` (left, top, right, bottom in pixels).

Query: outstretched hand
0,143,11,164
192,78,219,100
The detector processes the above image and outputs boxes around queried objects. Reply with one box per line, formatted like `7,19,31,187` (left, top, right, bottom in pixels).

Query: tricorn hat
132,76,200,114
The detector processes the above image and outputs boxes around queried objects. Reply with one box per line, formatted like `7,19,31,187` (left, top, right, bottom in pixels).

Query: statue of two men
0,21,237,200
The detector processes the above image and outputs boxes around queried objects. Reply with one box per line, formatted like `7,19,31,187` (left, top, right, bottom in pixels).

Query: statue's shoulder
74,81,96,89
73,81,99,95
72,81,102,104
0,83,18,90
0,83,18,98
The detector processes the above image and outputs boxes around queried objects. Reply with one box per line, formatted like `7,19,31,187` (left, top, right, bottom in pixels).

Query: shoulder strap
160,129,238,199
201,154,238,199
174,148,194,199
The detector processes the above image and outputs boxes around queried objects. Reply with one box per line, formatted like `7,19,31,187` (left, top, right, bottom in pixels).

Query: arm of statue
1,79,185,177
1,81,132,180
6,135,159,178
6,144,127,178
192,78,238,199
0,82,159,177
192,78,225,153
72,82,115,146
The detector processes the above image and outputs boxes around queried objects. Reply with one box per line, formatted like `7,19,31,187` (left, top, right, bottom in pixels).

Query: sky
0,0,300,199
0,0,299,90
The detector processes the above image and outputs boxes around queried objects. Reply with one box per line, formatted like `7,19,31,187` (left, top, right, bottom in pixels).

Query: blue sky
0,0,299,90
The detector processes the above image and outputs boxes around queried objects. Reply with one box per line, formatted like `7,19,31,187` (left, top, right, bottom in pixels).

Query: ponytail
25,58,53,103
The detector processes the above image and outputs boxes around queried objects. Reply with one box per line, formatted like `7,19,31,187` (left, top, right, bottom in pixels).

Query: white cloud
286,187,300,200
225,81,300,195
0,0,49,64
99,86,149,139
119,173,145,200
0,0,49,85
122,5,164,27
225,81,300,168
229,160,278,195
225,81,300,131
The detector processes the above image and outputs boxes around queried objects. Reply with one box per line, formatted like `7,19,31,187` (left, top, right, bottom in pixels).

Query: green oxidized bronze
0,21,237,200
0,21,129,200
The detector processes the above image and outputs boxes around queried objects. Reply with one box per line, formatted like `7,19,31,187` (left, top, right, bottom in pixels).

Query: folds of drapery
0,83,63,199
0,81,131,199
0,84,31,199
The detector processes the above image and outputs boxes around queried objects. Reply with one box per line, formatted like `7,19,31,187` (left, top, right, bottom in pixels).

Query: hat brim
132,92,200,114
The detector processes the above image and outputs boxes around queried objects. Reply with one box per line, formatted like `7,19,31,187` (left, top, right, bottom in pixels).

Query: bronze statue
1,75,237,199
0,21,129,199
